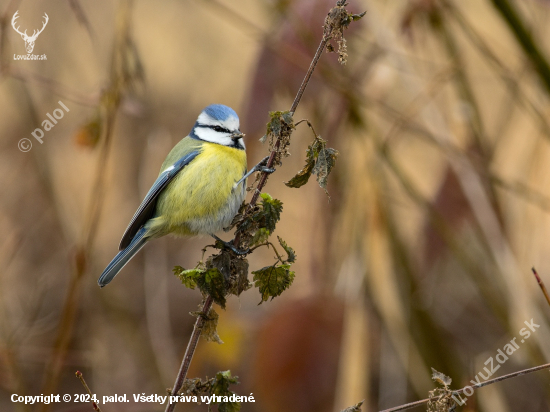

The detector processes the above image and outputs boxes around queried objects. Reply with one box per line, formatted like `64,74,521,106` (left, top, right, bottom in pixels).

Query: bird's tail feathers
98,227,148,287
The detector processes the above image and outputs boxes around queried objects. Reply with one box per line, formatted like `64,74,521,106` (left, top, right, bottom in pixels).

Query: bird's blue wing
119,151,200,250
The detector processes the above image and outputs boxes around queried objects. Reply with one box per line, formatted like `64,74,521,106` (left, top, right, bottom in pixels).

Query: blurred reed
1,0,550,411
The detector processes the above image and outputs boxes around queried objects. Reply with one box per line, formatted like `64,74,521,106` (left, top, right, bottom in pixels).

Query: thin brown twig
75,371,102,412
164,2,354,411
165,294,214,401
379,362,550,412
39,2,132,408
531,267,550,308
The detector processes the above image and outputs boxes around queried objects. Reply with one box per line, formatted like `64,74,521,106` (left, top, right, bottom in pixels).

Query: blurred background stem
489,0,550,94
38,1,134,407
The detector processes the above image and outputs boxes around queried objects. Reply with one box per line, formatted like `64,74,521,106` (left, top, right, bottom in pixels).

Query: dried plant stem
289,34,330,114
379,362,550,412
39,101,119,412
489,0,550,94
164,2,345,411
531,268,550,308
165,295,214,403
75,371,102,412
39,1,132,406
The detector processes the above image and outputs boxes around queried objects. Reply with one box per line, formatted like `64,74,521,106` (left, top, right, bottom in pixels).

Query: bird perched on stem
98,104,271,287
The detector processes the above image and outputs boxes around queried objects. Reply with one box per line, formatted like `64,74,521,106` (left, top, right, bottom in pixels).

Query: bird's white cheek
194,128,232,145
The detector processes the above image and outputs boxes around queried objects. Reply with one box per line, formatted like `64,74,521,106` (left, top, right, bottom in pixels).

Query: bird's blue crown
203,104,238,121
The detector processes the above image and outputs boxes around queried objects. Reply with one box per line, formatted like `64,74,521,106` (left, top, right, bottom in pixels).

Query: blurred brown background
1,0,550,411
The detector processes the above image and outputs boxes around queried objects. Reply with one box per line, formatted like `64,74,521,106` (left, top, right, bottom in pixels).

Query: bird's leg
253,155,276,174
211,234,249,255
235,156,275,187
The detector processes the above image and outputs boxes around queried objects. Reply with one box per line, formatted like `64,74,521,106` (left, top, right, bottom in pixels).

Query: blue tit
98,104,257,287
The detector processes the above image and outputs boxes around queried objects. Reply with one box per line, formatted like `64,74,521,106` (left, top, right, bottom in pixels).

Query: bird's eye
213,126,224,132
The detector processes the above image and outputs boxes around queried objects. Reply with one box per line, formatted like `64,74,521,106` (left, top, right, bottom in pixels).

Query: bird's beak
231,131,245,141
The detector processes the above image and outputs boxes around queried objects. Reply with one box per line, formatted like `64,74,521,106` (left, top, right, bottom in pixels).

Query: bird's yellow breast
151,142,247,236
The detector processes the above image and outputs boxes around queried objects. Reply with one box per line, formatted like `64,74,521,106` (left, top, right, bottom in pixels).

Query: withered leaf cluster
178,370,241,412
231,193,284,249
261,110,295,165
173,250,251,310
285,130,339,197
427,368,456,412
324,0,366,64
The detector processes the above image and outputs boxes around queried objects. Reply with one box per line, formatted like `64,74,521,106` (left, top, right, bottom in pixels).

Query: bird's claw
256,156,274,174
258,166,275,174
212,235,249,255
234,156,276,188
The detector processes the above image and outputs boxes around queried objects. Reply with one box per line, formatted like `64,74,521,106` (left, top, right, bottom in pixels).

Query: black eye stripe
197,124,232,134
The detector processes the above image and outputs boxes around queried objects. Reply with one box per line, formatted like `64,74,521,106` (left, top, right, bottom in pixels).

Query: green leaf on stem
174,265,227,308
211,370,239,395
211,370,241,412
277,236,296,264
252,264,295,304
173,266,203,289
197,268,227,309
230,193,284,249
260,193,283,233
250,227,270,247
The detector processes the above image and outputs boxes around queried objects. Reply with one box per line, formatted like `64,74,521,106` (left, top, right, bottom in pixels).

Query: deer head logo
11,11,49,54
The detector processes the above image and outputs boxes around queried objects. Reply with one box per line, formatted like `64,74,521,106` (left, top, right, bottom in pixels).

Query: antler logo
11,11,49,54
